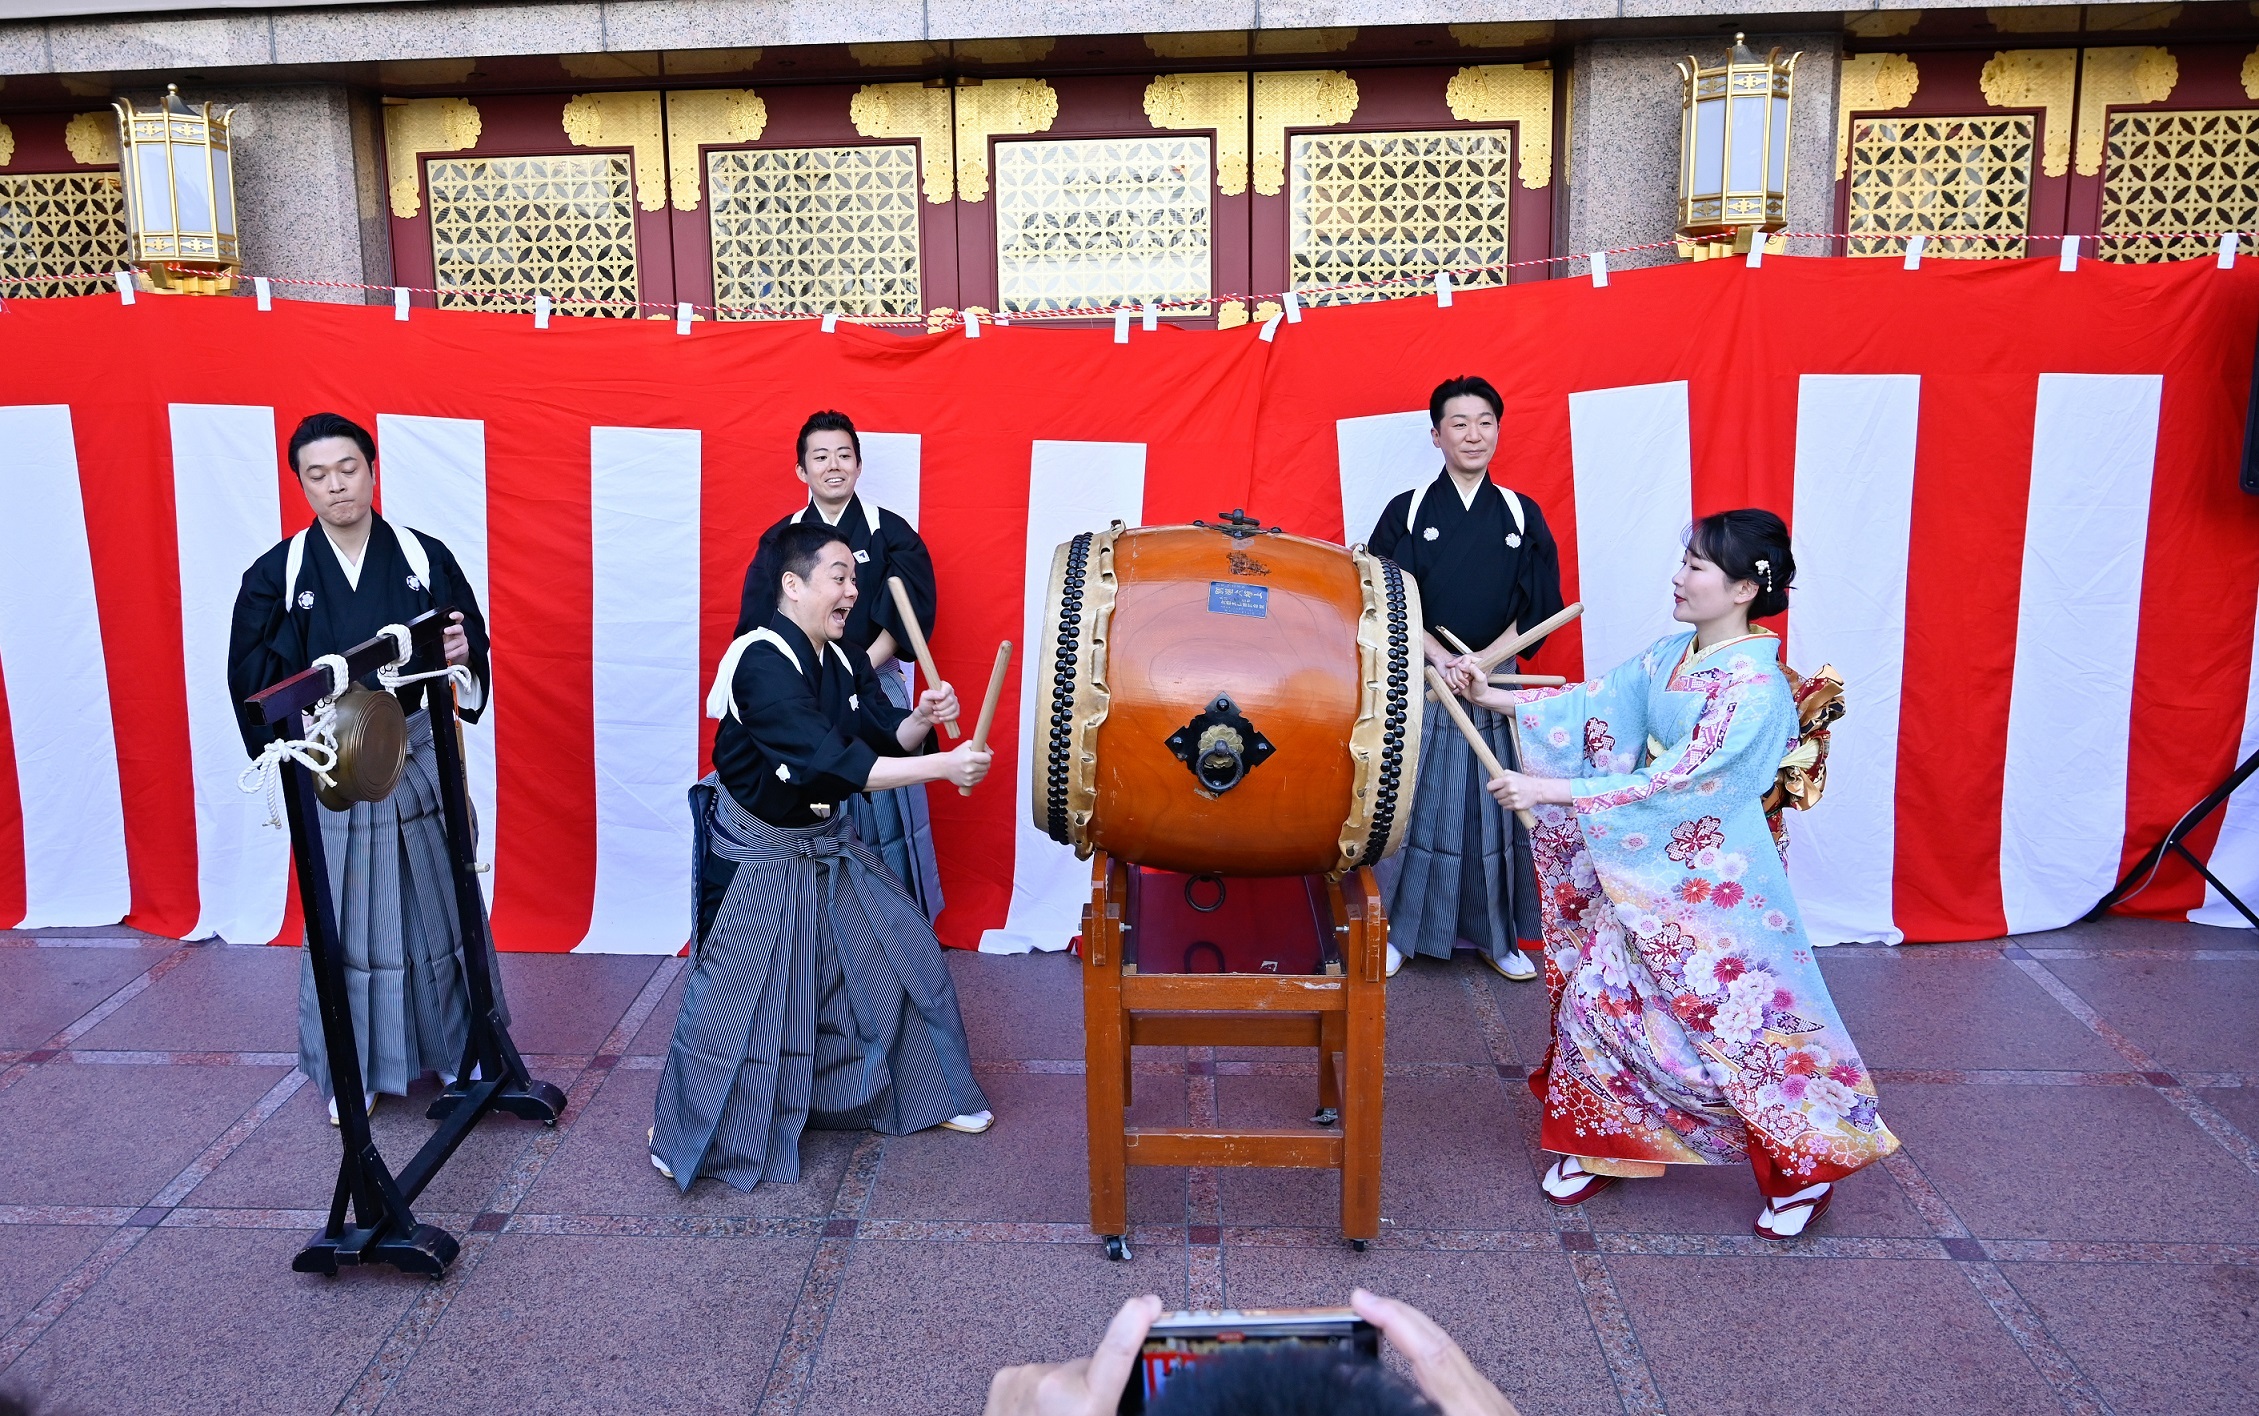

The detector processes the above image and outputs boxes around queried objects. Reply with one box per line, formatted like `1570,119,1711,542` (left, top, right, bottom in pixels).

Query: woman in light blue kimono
1469,509,1896,1240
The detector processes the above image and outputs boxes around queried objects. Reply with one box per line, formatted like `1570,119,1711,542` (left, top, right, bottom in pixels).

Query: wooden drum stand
1079,853,1388,1259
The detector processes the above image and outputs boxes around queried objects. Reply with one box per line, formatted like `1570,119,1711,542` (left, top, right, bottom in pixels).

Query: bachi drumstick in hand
960,641,1013,797
1477,602,1584,673
1425,665,1536,830
887,576,960,739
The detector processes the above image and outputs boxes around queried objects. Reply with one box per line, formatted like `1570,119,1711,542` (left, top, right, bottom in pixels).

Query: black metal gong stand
247,608,564,1279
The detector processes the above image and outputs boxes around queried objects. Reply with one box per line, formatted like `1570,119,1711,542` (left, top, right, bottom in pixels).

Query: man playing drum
652,522,994,1191
1366,377,1566,981
737,411,946,919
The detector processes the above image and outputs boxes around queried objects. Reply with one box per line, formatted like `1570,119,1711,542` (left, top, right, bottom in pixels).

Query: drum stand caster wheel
1102,1235,1132,1262
1311,1107,1339,1126
1350,1239,1369,1252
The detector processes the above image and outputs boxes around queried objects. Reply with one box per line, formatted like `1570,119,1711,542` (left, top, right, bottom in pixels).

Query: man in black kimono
226,412,506,1123
1367,376,1565,982
737,410,945,919
654,520,994,1192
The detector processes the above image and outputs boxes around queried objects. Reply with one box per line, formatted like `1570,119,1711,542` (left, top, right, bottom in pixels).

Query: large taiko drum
1031,516,1423,878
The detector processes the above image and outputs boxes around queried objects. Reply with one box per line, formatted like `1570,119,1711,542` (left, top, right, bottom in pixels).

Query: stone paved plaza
0,918,2253,1415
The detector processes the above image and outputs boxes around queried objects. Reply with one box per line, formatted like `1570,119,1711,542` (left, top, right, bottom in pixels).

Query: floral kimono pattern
1508,631,1898,1186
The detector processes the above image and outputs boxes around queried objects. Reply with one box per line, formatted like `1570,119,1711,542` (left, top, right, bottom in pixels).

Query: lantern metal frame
112,84,240,294
1675,35,1799,260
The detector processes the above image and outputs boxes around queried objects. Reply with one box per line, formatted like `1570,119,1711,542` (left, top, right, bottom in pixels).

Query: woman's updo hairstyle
1687,508,1794,620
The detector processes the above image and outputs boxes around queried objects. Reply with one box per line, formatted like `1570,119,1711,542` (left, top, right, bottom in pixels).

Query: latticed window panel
426,154,640,315
1290,130,1515,306
994,137,1212,315
707,144,921,319
1846,116,2033,260
0,172,130,298
2099,110,2259,263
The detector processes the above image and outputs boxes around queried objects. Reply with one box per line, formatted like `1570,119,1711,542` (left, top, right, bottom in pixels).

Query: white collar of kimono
1405,474,1525,536
319,521,370,590
795,497,882,536
705,627,854,721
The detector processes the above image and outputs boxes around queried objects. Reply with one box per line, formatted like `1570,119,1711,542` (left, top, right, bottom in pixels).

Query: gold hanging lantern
112,84,240,294
1675,35,1798,260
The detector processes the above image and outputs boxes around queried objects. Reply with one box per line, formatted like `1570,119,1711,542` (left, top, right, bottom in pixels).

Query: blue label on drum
1208,581,1268,618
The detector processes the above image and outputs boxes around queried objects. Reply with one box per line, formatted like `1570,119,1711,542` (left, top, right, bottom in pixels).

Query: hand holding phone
985,1294,1163,1416
1118,1307,1382,1413
1351,1289,1521,1416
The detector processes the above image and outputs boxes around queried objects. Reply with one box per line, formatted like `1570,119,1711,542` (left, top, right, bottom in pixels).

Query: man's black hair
774,520,851,592
1150,1344,1437,1416
287,412,377,473
796,409,862,465
1428,375,1505,426
1686,507,1796,619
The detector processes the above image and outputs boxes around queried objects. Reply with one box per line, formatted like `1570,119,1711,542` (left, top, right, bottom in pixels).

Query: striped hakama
1377,694,1541,962
295,710,508,1100
652,775,987,1192
841,664,945,920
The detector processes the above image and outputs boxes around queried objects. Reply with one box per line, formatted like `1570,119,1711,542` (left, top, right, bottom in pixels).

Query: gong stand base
251,609,562,1280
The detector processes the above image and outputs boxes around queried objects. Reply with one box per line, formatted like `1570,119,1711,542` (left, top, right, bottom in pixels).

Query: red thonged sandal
1754,1183,1834,1240
1540,1155,1618,1206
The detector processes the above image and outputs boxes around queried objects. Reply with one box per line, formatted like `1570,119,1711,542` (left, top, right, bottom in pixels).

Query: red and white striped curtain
2,256,2254,952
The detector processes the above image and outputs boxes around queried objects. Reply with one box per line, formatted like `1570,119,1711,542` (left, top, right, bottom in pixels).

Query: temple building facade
2,1,2254,319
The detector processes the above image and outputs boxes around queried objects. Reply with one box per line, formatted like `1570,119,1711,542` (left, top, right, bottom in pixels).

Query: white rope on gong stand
374,623,490,872
236,653,350,829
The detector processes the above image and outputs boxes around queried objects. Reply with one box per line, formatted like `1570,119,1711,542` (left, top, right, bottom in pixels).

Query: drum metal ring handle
1184,874,1227,913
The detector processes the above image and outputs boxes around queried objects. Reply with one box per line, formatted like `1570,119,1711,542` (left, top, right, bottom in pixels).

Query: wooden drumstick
960,641,1013,797
887,575,960,739
1477,601,1583,673
1422,631,1563,696
1425,665,1536,830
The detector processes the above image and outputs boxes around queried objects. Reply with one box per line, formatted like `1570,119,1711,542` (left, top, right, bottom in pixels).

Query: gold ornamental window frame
1286,123,1520,306
0,168,133,298
422,148,644,317
703,140,925,320
990,131,1218,318
2097,107,2259,264
1843,112,2037,260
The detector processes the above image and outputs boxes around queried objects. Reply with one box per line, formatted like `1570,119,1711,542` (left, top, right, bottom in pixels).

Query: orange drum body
1031,519,1423,877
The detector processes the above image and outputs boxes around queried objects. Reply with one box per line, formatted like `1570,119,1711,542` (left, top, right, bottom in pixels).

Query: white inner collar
809,499,849,527
321,524,367,590
1451,474,1485,510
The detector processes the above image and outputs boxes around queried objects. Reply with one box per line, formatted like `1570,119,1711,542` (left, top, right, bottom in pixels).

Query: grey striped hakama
841,664,945,921
1376,694,1541,963
652,775,988,1192
295,709,509,1100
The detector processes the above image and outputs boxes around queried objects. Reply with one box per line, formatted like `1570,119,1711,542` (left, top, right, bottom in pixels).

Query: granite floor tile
381,1232,812,1415
1607,1254,2061,1416
0,1223,108,1330
1885,1083,2259,1241
949,949,1085,1062
1217,1073,1556,1233
72,945,300,1053
494,953,663,1056
184,1072,547,1215
625,966,687,1056
2002,1260,2259,1416
2037,956,2259,1075
8,1225,419,1416
798,1237,1191,1416
2199,1085,2259,1145
1484,958,1557,1065
522,1063,854,1218
0,1062,290,1207
0,945,175,1048
865,1070,1185,1225
2023,916,2255,952
1222,1244,1624,1416
1816,954,2125,1070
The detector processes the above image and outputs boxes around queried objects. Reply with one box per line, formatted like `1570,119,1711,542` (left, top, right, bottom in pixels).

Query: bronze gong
316,685,409,812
